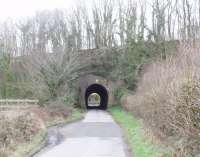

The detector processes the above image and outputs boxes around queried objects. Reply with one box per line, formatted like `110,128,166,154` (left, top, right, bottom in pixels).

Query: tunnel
85,84,108,110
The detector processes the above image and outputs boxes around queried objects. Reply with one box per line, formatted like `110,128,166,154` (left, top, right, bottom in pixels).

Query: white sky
0,0,80,21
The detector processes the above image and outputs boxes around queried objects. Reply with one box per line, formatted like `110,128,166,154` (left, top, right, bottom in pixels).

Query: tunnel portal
85,84,108,110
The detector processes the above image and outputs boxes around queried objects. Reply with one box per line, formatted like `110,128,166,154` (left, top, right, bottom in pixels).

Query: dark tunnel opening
85,84,108,110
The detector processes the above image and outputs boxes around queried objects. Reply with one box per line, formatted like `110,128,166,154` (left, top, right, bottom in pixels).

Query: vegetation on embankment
0,1,199,156
12,130,46,157
122,46,200,157
0,106,83,157
45,106,84,127
109,106,170,157
0,0,181,101
18,108,84,157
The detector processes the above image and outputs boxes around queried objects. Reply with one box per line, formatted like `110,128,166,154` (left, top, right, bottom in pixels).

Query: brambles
122,46,200,156
0,113,40,157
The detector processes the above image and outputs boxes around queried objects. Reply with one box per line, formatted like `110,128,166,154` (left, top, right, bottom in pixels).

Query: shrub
124,45,200,156
45,100,72,118
47,105,72,118
0,54,17,98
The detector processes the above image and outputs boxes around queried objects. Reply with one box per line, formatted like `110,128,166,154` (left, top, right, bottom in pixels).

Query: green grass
109,106,170,157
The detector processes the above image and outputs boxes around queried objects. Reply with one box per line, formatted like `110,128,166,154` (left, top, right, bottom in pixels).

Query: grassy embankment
109,106,170,157
13,108,84,157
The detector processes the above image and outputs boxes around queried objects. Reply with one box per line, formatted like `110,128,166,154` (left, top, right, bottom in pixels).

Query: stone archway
77,74,123,109
85,84,108,110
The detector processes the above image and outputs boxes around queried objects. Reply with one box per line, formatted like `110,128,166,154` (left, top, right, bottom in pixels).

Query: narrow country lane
34,110,131,157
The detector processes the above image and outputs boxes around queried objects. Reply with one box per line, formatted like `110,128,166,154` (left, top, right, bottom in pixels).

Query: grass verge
13,130,46,157
109,106,170,157
46,108,84,127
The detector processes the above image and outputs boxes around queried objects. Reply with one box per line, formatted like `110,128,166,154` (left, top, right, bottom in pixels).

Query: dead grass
0,112,43,157
0,102,79,157
123,45,200,157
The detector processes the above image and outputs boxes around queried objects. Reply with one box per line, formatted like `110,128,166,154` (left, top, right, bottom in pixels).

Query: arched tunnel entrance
85,84,108,110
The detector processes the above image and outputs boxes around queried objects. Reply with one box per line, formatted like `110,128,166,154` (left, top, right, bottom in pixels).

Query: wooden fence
0,99,39,110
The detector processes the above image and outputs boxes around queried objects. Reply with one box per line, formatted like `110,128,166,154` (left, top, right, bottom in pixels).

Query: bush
124,45,200,157
47,105,72,118
45,100,72,118
0,54,17,98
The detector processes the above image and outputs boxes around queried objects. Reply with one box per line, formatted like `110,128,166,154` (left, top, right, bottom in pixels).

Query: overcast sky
0,0,80,22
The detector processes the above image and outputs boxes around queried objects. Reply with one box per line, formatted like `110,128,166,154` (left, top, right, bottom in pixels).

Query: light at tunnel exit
85,84,108,110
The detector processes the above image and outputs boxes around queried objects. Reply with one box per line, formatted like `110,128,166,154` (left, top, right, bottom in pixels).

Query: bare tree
138,1,146,41
125,0,137,43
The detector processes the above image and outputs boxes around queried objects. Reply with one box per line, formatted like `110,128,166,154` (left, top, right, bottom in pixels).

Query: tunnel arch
85,84,108,110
